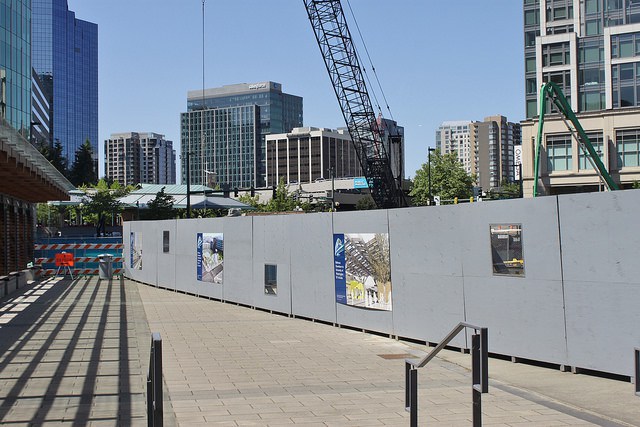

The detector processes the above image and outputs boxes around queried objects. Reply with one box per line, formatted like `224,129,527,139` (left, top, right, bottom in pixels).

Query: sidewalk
0,277,638,426
137,281,639,426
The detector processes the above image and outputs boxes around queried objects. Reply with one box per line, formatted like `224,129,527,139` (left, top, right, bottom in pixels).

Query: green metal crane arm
533,82,619,197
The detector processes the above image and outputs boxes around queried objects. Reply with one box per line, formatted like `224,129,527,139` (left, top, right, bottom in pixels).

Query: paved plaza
0,277,638,426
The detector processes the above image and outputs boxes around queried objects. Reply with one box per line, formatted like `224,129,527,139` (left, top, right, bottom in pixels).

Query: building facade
105,132,176,186
31,69,51,147
436,117,520,192
1,0,32,137
522,0,640,196
436,121,473,173
1,0,73,275
375,116,405,184
32,0,98,168
470,116,521,191
181,82,303,188
265,127,362,186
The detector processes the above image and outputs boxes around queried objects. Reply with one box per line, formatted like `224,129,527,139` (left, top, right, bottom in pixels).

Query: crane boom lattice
303,0,406,208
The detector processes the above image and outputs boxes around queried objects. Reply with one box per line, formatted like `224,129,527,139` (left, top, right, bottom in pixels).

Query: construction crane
303,0,407,209
533,82,619,197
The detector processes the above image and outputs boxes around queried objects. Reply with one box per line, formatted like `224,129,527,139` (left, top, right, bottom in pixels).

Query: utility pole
186,152,191,219
428,147,436,205
329,166,335,211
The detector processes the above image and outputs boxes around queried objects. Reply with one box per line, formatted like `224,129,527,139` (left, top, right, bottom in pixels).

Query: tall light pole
328,166,335,211
428,147,436,205
186,152,191,219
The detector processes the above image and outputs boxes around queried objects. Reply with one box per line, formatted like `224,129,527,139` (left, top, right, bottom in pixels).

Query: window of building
542,42,571,67
586,0,600,14
611,32,640,58
616,128,640,167
585,18,602,35
547,134,573,171
527,99,538,118
490,224,524,277
580,45,603,63
611,62,640,107
264,264,277,295
579,91,606,111
525,9,540,26
578,132,605,170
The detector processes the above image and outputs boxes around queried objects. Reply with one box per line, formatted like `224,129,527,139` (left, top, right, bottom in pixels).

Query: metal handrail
405,322,488,427
635,348,640,397
147,332,163,427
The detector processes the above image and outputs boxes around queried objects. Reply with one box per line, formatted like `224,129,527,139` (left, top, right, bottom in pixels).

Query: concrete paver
1,277,638,426
137,282,638,427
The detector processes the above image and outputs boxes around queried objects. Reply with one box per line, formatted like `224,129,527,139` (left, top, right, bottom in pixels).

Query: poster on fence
333,233,392,311
130,232,143,270
196,233,224,284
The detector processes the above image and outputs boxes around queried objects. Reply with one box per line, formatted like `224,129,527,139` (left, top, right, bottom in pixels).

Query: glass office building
521,0,640,196
182,81,303,188
1,0,32,136
32,0,97,167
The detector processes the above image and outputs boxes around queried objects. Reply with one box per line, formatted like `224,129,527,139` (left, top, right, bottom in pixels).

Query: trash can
98,254,113,279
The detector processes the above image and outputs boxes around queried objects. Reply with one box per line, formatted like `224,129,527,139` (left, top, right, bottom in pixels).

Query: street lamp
328,166,335,211
203,169,217,213
185,152,192,218
428,147,436,205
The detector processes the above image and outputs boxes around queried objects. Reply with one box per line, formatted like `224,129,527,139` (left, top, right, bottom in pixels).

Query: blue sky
67,0,524,180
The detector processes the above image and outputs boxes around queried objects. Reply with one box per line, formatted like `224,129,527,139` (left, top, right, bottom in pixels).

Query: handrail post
409,365,417,427
472,333,482,427
635,348,640,396
481,327,488,393
148,333,163,427
404,322,488,426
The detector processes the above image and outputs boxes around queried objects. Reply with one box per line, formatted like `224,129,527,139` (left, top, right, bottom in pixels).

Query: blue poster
196,233,203,281
333,233,346,304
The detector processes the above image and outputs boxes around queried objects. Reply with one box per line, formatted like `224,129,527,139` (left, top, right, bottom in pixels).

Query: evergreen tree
146,187,175,220
70,140,97,187
39,140,68,177
410,149,475,206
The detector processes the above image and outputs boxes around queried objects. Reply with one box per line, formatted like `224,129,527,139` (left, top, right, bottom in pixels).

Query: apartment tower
522,0,640,196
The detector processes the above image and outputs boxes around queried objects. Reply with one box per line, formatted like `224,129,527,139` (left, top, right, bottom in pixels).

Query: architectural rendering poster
130,232,142,270
333,233,392,311
196,233,224,284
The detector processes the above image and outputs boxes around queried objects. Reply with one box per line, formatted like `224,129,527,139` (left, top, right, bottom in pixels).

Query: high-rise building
1,0,32,136
436,121,473,173
375,116,405,184
181,81,303,188
105,132,176,186
32,0,98,169
265,127,362,186
436,117,520,191
521,0,640,196
470,116,521,191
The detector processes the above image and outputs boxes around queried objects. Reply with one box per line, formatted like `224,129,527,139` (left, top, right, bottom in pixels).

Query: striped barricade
34,241,124,277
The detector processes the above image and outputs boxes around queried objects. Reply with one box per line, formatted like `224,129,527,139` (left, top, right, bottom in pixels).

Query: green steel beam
533,82,619,197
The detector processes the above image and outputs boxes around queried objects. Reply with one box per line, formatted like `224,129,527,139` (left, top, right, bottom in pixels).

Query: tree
146,187,175,220
486,180,521,200
81,179,128,236
264,177,297,212
39,139,68,177
410,149,475,206
356,195,377,210
69,139,97,187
